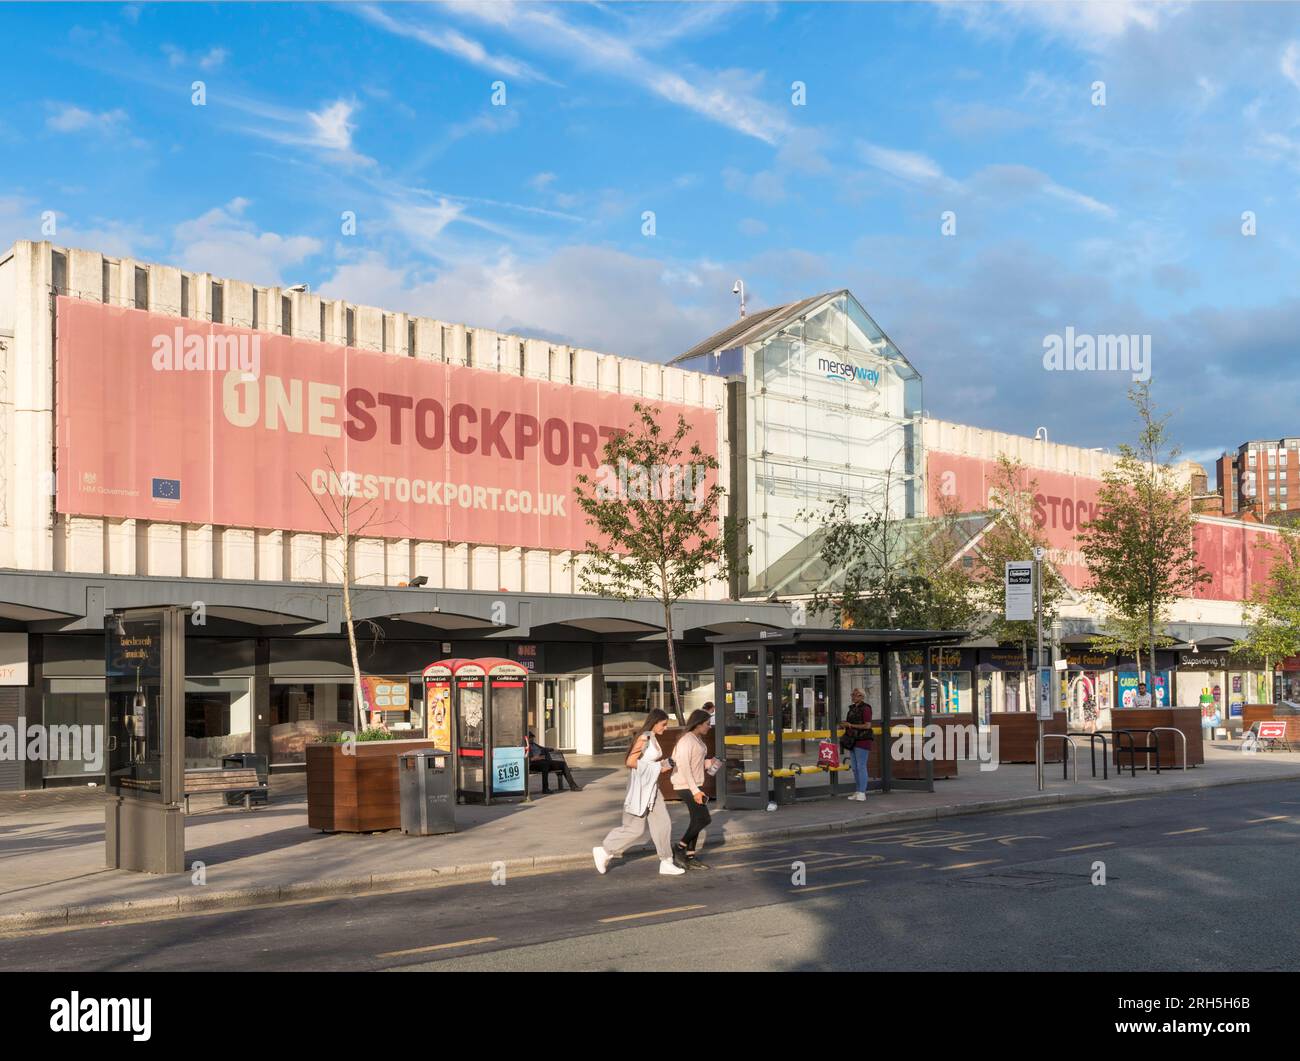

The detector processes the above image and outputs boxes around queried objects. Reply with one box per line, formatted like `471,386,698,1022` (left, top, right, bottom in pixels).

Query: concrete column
470,545,499,591
62,248,107,573
550,552,574,594
354,304,383,352
256,530,285,581
524,549,550,593
219,528,256,580
386,540,410,585
11,242,55,571
444,542,469,589
499,546,523,592
354,537,386,584
445,323,467,366
412,541,442,587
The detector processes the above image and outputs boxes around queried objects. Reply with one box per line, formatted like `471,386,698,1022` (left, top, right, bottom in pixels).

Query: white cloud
947,0,1178,50
861,143,956,189
860,148,1115,218
172,199,321,287
354,4,555,84
441,2,792,145
317,243,736,362
234,95,372,166
1282,41,1300,89
163,44,228,70
307,100,357,152
46,104,128,134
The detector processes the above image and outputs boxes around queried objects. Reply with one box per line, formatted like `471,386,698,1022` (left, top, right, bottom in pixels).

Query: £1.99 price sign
492,746,527,794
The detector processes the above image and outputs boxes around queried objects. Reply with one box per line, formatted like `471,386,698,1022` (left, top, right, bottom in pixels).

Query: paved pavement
4,779,1297,971
2,741,1299,934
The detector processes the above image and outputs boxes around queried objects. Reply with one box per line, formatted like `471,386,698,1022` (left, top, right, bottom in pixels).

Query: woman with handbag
842,688,874,802
592,709,686,876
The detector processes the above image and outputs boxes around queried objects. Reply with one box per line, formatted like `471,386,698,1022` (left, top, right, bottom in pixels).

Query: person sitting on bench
528,731,582,793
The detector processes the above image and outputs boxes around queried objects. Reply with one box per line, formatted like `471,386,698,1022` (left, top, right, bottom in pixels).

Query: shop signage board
54,298,719,553
1005,561,1034,621
0,633,29,686
1037,668,1054,719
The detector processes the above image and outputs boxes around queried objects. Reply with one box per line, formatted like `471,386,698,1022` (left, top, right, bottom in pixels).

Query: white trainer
593,846,610,874
659,859,686,876
855,791,867,802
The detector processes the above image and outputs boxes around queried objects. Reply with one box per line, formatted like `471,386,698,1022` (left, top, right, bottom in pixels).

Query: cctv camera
732,281,742,295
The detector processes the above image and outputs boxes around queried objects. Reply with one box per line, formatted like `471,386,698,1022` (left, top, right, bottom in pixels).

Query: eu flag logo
152,478,181,501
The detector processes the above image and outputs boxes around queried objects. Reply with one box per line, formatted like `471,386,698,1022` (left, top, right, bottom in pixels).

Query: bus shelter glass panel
489,676,527,797
775,653,839,795
106,613,167,801
457,677,486,795
719,650,766,808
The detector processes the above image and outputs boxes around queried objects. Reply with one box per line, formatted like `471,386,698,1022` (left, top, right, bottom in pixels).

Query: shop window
269,681,356,764
184,677,254,768
603,676,669,749
41,678,106,780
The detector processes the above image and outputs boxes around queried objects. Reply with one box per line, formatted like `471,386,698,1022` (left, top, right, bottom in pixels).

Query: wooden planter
990,711,1067,764
867,713,969,780
1111,707,1204,768
1242,705,1300,745
306,739,438,832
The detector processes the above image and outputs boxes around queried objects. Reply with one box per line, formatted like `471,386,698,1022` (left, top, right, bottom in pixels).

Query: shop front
976,647,1036,723
902,647,974,717
1176,650,1267,736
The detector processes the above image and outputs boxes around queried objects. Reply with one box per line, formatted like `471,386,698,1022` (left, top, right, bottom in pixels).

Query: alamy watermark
1042,327,1150,382
891,722,1000,772
152,328,261,379
593,459,708,510
0,717,104,773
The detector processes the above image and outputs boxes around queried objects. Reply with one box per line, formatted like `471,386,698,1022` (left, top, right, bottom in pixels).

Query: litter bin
773,774,797,806
221,752,269,806
399,749,457,836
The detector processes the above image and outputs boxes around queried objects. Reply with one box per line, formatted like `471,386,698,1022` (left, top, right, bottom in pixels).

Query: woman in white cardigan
592,709,686,876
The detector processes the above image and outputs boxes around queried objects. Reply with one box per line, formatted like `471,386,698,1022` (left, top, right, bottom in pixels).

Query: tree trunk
341,499,365,734
1148,601,1157,701
663,602,685,725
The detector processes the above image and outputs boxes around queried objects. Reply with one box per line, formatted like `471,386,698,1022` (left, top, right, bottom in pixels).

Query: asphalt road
4,779,1298,972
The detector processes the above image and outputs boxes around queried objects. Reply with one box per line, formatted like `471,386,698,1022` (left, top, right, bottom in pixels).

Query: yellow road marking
940,859,1001,871
1060,842,1114,852
378,936,497,958
598,904,706,924
1165,827,1207,835
1247,815,1289,823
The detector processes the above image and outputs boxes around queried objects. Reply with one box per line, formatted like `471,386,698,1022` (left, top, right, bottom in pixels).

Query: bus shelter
710,628,968,810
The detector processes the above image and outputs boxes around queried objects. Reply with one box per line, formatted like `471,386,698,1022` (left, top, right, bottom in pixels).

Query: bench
183,767,267,813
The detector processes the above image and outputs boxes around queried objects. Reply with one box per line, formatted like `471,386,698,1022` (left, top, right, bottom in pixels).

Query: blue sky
3,1,1300,471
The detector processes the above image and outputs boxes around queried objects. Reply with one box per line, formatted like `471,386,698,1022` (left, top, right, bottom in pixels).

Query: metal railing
1150,726,1188,771
1041,734,1079,782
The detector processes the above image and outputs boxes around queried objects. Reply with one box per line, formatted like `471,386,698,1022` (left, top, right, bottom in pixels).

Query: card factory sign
55,298,718,552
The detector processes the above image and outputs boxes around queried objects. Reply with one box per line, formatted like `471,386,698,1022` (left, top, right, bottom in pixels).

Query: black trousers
674,789,712,851
534,751,580,792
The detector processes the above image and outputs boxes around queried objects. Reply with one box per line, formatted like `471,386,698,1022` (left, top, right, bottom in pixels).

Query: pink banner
927,449,1280,598
55,298,718,552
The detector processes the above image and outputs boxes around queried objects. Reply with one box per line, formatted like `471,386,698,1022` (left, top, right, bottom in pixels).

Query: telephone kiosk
421,657,529,804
